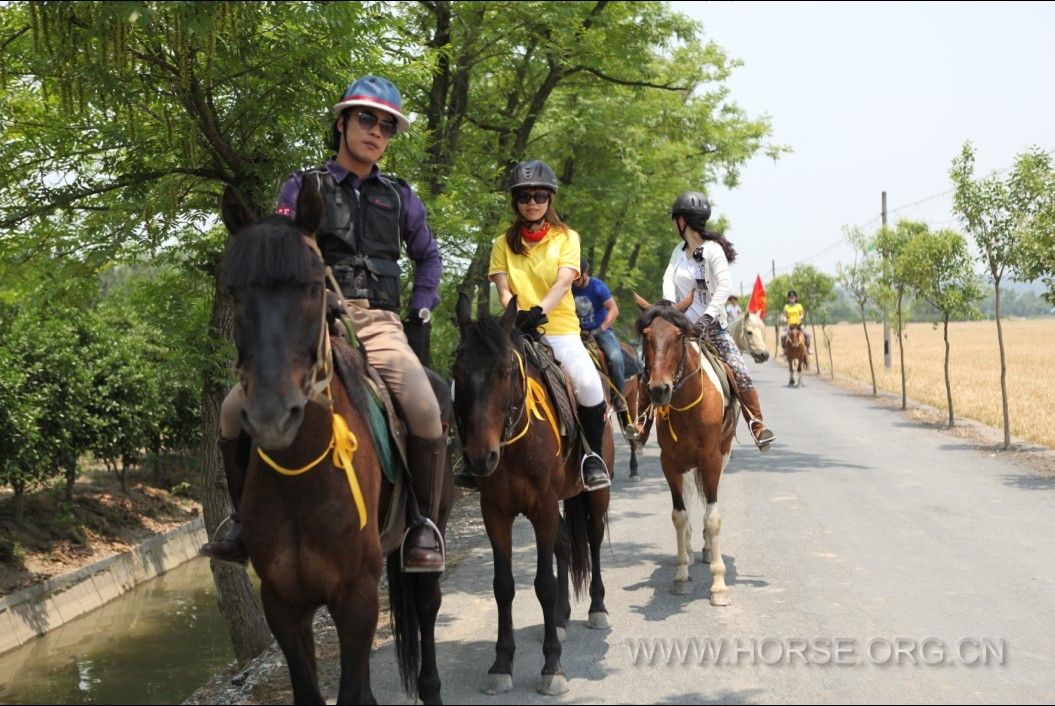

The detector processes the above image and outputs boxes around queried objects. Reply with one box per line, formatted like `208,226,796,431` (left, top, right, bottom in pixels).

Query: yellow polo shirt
488,226,581,335
784,302,804,326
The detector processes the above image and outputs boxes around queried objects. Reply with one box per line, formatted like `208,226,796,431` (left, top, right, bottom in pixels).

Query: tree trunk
824,327,835,380
994,279,1011,449
943,314,954,428
13,479,25,525
897,289,906,410
809,313,820,374
65,464,77,502
861,303,877,396
202,280,272,664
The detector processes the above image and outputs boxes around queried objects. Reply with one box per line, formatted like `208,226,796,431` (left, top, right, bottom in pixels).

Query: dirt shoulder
0,459,203,598
806,365,1055,477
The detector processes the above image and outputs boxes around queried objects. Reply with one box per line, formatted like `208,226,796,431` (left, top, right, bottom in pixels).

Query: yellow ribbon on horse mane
502,350,562,455
256,406,368,530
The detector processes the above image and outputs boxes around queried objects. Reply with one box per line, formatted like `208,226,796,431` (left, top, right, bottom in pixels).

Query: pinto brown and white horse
634,292,738,606
783,325,808,387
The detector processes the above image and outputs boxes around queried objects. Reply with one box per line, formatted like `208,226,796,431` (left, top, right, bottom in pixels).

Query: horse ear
295,174,325,235
220,186,258,235
456,291,473,334
633,292,652,311
501,295,518,335
675,290,694,313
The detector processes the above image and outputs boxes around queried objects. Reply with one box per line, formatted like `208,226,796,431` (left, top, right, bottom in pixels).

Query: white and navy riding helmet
332,76,411,134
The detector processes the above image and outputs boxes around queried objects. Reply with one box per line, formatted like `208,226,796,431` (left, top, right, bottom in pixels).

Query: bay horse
453,294,612,697
585,335,653,481
783,325,808,386
219,180,452,704
729,311,771,365
634,292,737,606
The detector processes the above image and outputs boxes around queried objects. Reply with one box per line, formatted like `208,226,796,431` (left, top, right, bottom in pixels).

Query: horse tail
385,553,421,696
562,493,592,600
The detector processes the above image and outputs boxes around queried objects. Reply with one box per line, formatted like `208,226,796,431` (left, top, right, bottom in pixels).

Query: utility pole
882,191,891,369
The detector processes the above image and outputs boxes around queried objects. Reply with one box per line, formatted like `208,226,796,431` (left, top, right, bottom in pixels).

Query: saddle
328,322,411,557
521,337,579,453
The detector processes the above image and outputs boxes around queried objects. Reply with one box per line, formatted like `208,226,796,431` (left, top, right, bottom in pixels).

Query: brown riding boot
402,434,448,573
200,434,251,564
739,387,775,453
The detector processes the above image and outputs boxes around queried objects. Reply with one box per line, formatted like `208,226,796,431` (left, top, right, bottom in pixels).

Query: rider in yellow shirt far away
780,290,811,357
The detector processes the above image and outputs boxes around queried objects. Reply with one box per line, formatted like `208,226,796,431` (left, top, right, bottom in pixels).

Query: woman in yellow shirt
488,159,610,492
781,290,811,356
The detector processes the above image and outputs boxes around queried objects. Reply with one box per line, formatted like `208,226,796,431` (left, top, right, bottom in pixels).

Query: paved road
370,361,1055,704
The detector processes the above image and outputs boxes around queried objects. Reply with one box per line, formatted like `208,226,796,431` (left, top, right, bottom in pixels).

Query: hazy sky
668,1,1055,294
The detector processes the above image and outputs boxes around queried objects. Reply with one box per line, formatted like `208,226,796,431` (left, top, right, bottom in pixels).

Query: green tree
901,229,983,428
950,142,1046,449
875,220,924,410
837,227,882,396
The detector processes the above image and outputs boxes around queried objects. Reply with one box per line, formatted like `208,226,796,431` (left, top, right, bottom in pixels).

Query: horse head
735,311,770,363
453,293,520,477
786,325,805,351
633,291,695,408
219,178,327,451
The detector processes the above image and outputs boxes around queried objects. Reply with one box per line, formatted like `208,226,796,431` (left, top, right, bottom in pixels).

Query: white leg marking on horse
672,508,691,585
705,502,731,606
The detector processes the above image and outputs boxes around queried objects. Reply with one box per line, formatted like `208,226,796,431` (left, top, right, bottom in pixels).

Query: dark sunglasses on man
514,190,551,205
353,109,398,138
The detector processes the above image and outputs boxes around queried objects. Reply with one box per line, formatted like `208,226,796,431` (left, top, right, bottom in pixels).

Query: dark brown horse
784,325,808,387
585,335,653,481
219,180,452,704
453,294,612,697
634,292,737,606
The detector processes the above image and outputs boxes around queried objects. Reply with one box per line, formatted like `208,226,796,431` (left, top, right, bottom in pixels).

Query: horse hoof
482,673,513,695
587,611,610,630
710,589,732,607
672,579,693,595
537,673,569,696
629,473,642,483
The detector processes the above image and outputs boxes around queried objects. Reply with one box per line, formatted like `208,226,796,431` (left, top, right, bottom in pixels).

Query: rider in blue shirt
572,257,634,438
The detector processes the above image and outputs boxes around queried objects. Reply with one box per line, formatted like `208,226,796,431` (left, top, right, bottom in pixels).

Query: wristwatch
417,307,432,324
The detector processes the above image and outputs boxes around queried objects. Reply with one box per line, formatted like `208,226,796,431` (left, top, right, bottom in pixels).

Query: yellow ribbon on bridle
652,344,706,443
501,350,561,455
256,394,368,530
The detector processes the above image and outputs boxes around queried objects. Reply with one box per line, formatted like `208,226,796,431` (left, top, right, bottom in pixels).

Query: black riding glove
515,306,548,335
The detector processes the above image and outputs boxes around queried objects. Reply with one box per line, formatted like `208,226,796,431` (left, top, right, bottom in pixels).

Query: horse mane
221,216,324,289
635,300,695,338
459,314,525,366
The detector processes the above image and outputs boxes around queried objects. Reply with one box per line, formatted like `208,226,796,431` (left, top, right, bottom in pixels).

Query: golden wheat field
797,318,1055,448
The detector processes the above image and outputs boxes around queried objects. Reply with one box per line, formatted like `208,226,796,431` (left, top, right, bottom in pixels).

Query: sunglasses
352,109,398,138
514,190,551,205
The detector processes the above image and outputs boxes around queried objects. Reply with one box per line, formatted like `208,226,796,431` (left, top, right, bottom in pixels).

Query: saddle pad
523,338,578,441
692,340,730,407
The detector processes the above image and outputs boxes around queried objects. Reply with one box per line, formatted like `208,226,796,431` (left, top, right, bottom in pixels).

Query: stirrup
748,419,775,452
580,453,611,491
400,517,446,574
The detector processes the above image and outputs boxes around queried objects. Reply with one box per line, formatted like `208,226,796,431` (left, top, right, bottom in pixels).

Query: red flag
747,275,766,319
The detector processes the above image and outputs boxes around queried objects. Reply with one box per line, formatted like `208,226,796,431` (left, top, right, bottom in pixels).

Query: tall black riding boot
402,434,448,573
578,402,612,491
200,433,251,564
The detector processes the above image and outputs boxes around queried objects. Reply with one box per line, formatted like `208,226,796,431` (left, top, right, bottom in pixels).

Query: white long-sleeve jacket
662,240,733,329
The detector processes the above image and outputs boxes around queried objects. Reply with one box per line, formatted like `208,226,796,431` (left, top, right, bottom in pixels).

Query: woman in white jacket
662,192,775,451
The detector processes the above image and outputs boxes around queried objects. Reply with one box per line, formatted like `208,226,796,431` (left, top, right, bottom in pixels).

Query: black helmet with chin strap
670,192,711,222
506,159,558,193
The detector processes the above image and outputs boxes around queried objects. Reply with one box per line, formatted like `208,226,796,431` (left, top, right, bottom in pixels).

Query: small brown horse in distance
453,294,613,697
634,292,738,606
784,324,808,387
219,180,453,704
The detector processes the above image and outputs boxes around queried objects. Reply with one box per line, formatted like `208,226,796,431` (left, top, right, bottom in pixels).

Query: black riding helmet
506,159,558,193
670,192,711,222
